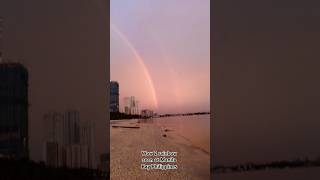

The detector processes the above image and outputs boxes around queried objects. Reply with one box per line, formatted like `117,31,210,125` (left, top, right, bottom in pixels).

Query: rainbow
111,23,158,109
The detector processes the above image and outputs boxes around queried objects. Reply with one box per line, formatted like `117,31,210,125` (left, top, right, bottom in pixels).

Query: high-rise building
64,110,80,145
130,96,136,114
80,120,96,169
43,110,96,169
43,112,64,167
45,142,59,167
66,144,81,169
110,81,119,112
0,62,29,159
124,97,130,114
124,96,139,115
135,100,140,115
43,112,64,144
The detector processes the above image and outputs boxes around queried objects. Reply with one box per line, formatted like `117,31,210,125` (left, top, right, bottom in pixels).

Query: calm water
152,114,210,154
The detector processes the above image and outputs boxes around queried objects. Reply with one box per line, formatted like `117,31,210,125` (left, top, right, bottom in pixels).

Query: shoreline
110,119,210,180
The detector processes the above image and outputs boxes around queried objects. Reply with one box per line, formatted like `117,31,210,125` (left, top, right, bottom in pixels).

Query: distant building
135,100,140,115
80,120,96,169
110,81,119,112
124,97,130,114
45,142,59,167
141,109,154,118
43,112,64,144
64,110,80,145
43,112,66,167
43,110,96,169
0,62,29,159
66,144,81,169
124,96,139,115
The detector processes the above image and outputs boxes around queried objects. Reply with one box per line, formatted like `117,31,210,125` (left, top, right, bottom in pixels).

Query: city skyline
43,110,97,169
111,0,210,114
0,0,108,163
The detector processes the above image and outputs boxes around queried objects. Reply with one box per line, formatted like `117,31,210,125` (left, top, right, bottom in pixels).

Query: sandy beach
110,118,210,180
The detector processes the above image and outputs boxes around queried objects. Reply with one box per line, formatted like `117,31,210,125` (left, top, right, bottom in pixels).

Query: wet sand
110,119,210,180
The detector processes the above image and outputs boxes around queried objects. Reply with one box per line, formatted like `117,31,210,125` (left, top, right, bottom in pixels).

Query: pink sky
111,0,210,114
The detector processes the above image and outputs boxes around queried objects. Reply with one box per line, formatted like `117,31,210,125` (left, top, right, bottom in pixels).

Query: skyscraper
0,62,29,159
124,96,139,115
43,112,66,167
80,120,96,169
124,97,130,114
64,110,80,145
110,81,119,112
44,110,96,169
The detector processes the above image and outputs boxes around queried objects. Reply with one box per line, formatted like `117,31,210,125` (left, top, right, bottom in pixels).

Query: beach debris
112,125,140,129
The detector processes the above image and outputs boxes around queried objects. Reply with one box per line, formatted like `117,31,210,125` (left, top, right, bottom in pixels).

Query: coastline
110,119,210,180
